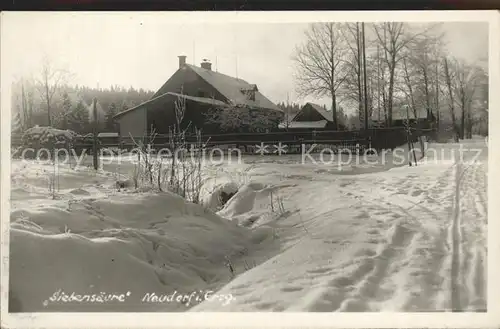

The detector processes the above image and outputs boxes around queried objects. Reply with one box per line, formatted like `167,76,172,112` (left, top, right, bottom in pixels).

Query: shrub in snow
269,189,286,215
20,126,78,159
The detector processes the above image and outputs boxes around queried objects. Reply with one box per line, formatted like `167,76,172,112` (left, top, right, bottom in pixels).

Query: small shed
97,132,119,145
279,102,345,131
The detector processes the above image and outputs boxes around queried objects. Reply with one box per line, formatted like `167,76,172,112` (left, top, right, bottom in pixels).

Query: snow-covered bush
20,126,77,159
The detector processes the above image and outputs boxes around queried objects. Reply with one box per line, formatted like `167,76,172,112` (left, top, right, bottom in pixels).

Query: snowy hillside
9,139,487,312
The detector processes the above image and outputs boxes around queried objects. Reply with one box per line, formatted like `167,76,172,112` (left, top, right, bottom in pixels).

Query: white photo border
1,10,499,329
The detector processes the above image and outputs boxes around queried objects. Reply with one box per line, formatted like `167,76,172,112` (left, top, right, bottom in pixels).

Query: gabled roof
279,120,328,129
291,102,333,122
185,64,281,112
115,63,281,119
114,91,227,119
167,92,228,106
307,103,333,121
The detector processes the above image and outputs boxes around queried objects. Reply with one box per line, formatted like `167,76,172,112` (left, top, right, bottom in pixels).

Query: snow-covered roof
167,92,229,106
279,120,328,129
182,64,280,111
97,132,119,138
114,92,228,119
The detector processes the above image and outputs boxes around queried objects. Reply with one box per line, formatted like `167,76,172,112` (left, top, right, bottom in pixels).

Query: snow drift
9,161,270,312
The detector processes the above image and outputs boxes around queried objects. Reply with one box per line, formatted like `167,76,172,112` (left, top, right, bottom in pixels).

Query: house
279,102,346,131
369,106,436,129
391,106,435,128
114,56,282,140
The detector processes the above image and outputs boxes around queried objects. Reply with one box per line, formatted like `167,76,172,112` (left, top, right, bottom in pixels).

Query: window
240,88,256,101
248,90,255,101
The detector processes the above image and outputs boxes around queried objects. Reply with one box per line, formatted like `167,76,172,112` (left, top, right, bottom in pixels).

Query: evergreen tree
337,106,349,129
106,102,118,131
121,103,129,113
12,81,154,128
69,100,90,133
59,91,72,130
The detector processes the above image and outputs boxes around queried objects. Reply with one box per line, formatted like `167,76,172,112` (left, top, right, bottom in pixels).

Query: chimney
200,59,212,71
178,55,187,68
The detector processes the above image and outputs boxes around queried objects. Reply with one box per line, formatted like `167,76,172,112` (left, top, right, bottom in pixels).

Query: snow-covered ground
8,139,488,312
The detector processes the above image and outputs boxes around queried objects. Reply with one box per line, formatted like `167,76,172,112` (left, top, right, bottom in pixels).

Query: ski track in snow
452,160,488,311
311,158,487,312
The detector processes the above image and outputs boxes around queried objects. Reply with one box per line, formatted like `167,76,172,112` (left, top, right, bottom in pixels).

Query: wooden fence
11,127,435,155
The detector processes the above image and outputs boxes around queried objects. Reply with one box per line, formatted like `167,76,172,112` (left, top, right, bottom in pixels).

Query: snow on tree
68,100,90,134
105,102,118,131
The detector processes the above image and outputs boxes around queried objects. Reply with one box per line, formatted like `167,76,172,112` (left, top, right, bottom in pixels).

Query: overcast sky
1,12,490,107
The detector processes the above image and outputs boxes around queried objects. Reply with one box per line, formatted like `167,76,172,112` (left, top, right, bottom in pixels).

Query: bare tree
284,92,293,129
361,22,369,129
454,60,483,139
376,44,388,123
442,56,460,141
293,23,349,130
372,23,438,126
11,78,36,132
439,56,485,140
434,48,442,130
407,34,444,120
401,56,417,118
36,57,71,126
372,23,405,126
339,23,363,125
472,69,488,136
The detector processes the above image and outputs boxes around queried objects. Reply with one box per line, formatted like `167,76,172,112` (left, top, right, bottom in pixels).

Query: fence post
92,98,99,170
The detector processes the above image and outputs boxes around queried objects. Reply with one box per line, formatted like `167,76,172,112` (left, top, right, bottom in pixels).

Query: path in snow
193,141,487,312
